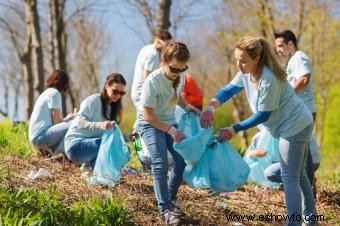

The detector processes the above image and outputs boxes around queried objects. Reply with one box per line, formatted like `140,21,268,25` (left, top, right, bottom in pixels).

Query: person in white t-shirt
139,42,200,225
65,74,126,168
131,30,172,107
29,70,77,155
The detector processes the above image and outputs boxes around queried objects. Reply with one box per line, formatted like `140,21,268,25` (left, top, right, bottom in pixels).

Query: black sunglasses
111,89,126,96
169,65,188,74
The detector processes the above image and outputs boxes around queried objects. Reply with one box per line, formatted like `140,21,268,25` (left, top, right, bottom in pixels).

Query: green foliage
0,188,134,226
0,120,35,157
321,85,340,172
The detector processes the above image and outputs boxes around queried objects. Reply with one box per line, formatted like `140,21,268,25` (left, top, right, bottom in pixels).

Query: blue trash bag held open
244,130,280,188
173,112,212,165
207,135,250,193
89,124,131,186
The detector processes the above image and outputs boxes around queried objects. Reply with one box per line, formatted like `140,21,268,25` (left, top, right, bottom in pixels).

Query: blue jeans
66,138,101,168
140,123,186,213
264,154,320,185
32,121,72,153
278,123,317,226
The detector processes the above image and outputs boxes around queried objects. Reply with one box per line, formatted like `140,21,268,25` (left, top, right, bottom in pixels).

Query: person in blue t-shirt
29,70,76,155
65,74,126,168
200,36,317,226
139,42,200,225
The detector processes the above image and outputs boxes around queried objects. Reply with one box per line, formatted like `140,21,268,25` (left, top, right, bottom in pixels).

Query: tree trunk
49,0,71,115
27,0,44,96
154,0,172,38
22,1,34,121
296,0,306,41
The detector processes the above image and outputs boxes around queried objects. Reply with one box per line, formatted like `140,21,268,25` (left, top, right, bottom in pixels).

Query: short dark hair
45,69,69,92
156,30,172,41
274,29,298,49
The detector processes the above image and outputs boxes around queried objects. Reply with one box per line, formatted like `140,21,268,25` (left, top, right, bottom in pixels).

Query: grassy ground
0,118,339,225
0,155,339,225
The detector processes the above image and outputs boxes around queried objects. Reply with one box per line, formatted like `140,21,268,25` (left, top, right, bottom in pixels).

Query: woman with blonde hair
200,36,317,226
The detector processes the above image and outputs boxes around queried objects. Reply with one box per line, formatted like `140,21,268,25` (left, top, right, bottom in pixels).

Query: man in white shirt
131,30,172,107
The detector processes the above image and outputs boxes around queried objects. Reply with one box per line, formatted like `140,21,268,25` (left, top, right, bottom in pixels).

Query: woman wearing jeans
29,70,76,155
200,36,317,226
65,74,126,168
138,42,200,225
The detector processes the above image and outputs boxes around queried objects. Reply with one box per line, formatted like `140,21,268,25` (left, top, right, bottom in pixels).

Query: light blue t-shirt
137,68,185,125
230,66,313,138
131,44,160,106
287,50,317,113
29,88,62,143
65,94,106,151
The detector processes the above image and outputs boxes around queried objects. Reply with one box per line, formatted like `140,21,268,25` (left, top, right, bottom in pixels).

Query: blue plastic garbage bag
183,150,210,188
207,136,250,192
89,124,130,186
244,130,280,188
173,112,212,165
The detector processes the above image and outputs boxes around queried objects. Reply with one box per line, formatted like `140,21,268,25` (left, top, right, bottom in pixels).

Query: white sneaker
80,162,92,181
161,209,181,225
170,201,185,217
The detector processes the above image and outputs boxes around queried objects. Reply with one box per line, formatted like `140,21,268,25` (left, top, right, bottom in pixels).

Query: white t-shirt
65,94,105,150
29,88,62,143
138,68,185,125
131,44,160,106
287,50,317,113
230,66,313,138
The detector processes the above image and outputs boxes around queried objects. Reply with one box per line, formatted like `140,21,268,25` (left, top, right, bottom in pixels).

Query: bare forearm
294,75,310,92
143,108,171,132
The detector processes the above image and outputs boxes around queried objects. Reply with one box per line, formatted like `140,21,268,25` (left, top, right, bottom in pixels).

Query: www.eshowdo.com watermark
226,213,325,222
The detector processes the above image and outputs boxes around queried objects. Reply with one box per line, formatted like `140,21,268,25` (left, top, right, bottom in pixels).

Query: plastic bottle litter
133,134,142,152
27,168,52,180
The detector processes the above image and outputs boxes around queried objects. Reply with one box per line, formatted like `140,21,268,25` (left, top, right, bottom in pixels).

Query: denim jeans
264,153,320,185
66,138,101,168
140,123,186,213
278,123,317,226
32,121,72,153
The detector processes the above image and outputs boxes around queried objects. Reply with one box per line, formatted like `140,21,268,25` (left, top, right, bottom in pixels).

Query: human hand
129,130,137,141
216,126,235,141
184,104,202,115
64,108,78,121
200,105,215,128
167,126,185,143
100,120,115,130
248,149,267,158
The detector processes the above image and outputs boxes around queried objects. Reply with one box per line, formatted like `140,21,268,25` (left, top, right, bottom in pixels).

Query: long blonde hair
235,36,286,81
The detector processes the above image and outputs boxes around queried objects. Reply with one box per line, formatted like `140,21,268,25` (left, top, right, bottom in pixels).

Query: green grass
0,187,134,226
0,120,35,157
